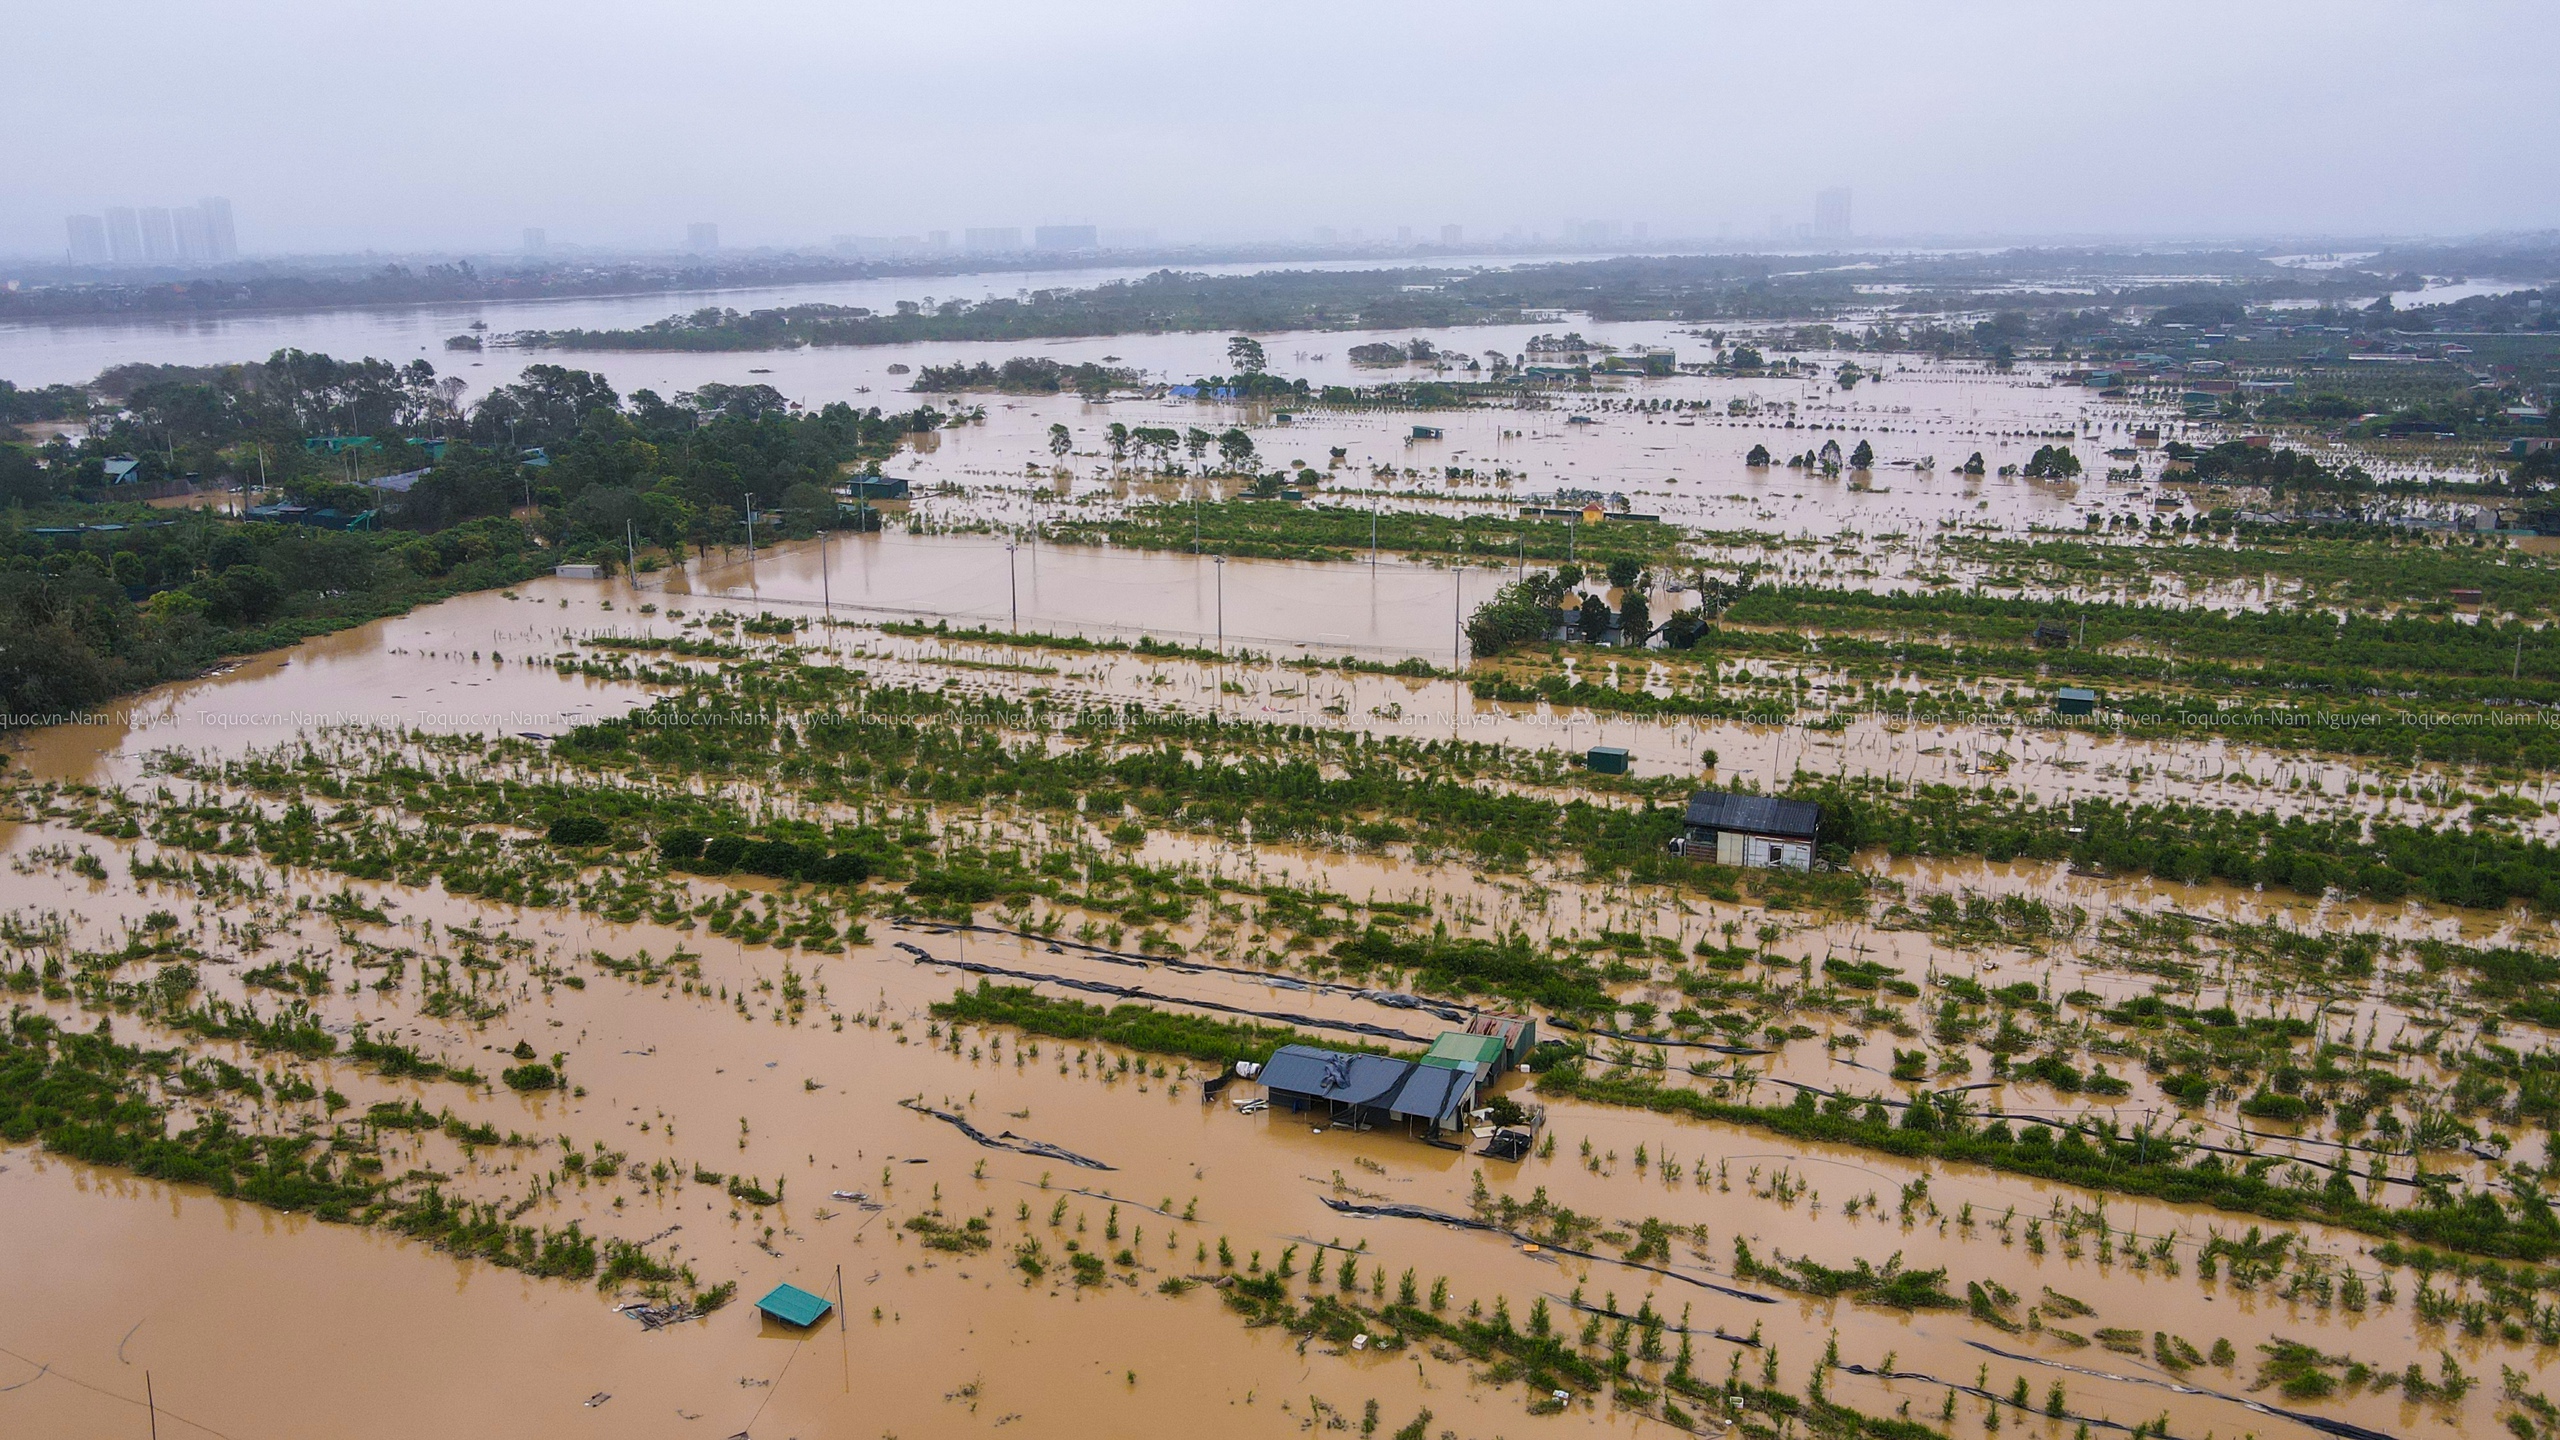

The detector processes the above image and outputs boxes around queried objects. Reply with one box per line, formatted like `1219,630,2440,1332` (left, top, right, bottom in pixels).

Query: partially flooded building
1674,790,1820,871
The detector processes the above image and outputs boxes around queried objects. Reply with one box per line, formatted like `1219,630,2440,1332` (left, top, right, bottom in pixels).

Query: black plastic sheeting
899,1098,1116,1171
892,918,1475,1024
1545,1016,1771,1057
1836,1363,2152,1437
1317,1197,1777,1305
1963,1341,2397,1440
1759,1077,2414,1189
1550,1296,1762,1347
892,941,1432,1046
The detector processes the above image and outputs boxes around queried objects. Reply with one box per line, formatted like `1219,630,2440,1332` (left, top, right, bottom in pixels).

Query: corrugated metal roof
755,1282,835,1328
1683,790,1821,840
1258,1044,1414,1109
1388,1063,1472,1129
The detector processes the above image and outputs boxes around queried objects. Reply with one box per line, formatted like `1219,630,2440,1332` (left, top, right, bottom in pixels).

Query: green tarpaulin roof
754,1282,834,1328
1420,1032,1506,1071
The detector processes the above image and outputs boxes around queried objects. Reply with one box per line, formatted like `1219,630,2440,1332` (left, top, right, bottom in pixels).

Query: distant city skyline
65,197,236,265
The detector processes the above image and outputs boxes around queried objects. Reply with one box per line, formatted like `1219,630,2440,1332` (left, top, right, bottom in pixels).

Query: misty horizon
8,0,2555,262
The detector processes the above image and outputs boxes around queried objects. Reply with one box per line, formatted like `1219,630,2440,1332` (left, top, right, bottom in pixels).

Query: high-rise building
199,197,237,259
65,215,110,265
963,227,1021,251
140,207,178,262
1814,187,1852,241
522,227,547,255
927,230,950,250
174,206,213,262
686,222,719,253
105,208,143,263
1397,225,1413,245
1032,224,1097,250
1440,224,1463,246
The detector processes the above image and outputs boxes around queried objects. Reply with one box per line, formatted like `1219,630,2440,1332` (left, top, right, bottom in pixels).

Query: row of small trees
1058,421,1257,470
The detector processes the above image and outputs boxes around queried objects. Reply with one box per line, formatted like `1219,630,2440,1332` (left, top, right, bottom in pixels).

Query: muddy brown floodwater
4,513,2548,1434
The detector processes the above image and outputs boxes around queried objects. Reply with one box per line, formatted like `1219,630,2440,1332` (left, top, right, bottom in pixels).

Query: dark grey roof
1259,1045,1414,1109
1387,1063,1473,1129
1683,790,1821,840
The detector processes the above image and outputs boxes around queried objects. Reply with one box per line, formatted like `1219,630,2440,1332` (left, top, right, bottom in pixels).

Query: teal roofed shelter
754,1282,834,1328
2055,687,2097,716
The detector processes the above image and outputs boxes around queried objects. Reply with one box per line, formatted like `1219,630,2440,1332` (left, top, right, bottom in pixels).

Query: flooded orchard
8,336,2560,1440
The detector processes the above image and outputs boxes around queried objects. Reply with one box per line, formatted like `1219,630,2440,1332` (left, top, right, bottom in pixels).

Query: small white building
1677,790,1822,871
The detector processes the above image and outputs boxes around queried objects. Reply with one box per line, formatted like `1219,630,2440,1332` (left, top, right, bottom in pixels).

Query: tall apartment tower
686,222,719,253
1440,224,1463,246
174,206,214,261
522,227,548,255
105,207,143,262
66,215,110,265
1814,187,1852,241
140,207,178,262
198,197,238,259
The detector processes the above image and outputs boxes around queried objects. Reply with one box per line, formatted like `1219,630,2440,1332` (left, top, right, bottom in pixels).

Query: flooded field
10,266,2560,1440
5,539,2556,1440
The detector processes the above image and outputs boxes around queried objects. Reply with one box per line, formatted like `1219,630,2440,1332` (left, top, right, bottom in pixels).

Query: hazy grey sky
9,0,2554,257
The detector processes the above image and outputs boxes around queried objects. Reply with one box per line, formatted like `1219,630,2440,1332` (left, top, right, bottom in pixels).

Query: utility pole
820,526,831,617
1214,555,1225,652
745,493,757,568
1370,504,1378,569
1007,539,1019,629
625,519,636,579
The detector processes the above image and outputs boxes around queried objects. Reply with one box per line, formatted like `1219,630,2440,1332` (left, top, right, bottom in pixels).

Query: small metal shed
754,1282,835,1328
1585,746,1630,775
2055,687,2098,716
1463,1013,1539,1067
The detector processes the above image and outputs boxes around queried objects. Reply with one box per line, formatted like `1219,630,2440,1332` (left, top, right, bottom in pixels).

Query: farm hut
754,1283,835,1328
1258,1045,1417,1130
1679,790,1820,871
